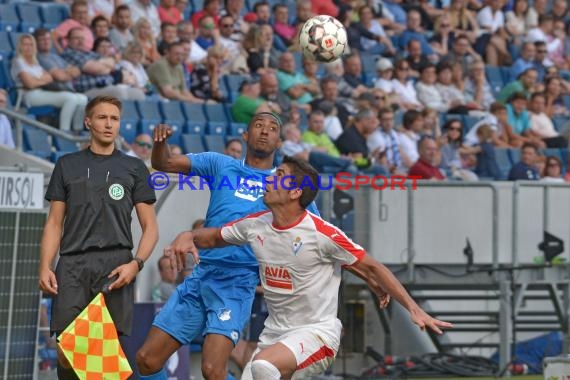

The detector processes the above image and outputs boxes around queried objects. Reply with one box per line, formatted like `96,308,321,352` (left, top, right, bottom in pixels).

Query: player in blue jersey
136,113,388,380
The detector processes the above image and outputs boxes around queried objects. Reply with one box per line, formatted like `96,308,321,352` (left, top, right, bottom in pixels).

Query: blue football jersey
188,152,319,267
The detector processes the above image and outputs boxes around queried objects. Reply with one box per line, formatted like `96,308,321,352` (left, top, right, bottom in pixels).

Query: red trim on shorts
309,214,366,261
266,278,293,290
297,345,336,370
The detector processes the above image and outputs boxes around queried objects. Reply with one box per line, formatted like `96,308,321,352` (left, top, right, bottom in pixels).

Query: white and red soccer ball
299,15,348,63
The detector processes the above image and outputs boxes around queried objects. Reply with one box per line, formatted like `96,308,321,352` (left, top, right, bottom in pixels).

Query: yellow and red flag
57,293,132,380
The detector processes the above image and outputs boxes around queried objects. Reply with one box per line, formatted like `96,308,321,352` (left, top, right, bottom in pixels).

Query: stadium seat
508,148,521,165
181,134,205,154
224,74,245,95
360,53,377,76
205,122,226,136
182,102,207,122
228,122,247,136
542,148,561,160
485,66,504,95
23,126,51,159
136,100,161,135
552,116,570,132
292,51,302,72
203,103,229,124
53,136,79,152
158,101,184,144
16,3,43,33
564,95,570,111
50,151,72,163
121,100,139,120
40,4,68,30
463,115,483,133
494,148,512,180
120,119,138,143
0,31,13,58
203,134,226,153
0,4,20,32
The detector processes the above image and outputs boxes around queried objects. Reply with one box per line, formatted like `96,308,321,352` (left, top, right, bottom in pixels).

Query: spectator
369,107,405,174
301,110,341,157
195,16,219,51
282,123,357,174
243,24,280,74
408,136,446,180
62,28,145,100
509,42,536,82
130,0,162,38
359,5,396,55
191,0,220,29
338,53,382,107
421,108,442,139
152,256,177,302
12,34,88,132
405,39,430,79
541,155,565,182
448,0,480,43
302,56,320,99
398,110,424,169
157,22,180,55
335,109,388,175
276,52,317,109
224,138,243,159
399,9,436,59
311,0,338,18
127,133,153,167
88,0,118,21
477,0,511,66
231,76,270,124
435,61,477,114
392,58,422,110
464,59,495,110
109,5,135,52
439,119,479,180
443,34,482,75
430,12,456,58
473,123,501,179
253,1,271,25
120,41,153,94
497,68,539,104
133,18,161,66
508,143,540,180
259,71,292,121
52,0,94,53
35,28,80,93
310,75,352,127
552,0,569,23
217,15,249,74
544,76,569,117
91,16,113,43
272,4,296,46
158,0,182,25
526,14,556,49
177,21,208,64
528,92,568,148
550,20,568,70
93,37,117,60
374,58,396,97
0,90,15,148
219,0,249,43
190,45,226,102
147,41,205,103
507,91,545,148
417,63,461,114
505,0,533,45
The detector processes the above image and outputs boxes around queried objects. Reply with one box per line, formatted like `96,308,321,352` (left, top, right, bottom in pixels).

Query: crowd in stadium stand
1,0,570,181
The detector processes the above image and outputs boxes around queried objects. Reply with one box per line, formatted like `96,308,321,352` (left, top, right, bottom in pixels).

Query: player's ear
242,130,249,143
84,118,90,130
290,187,302,201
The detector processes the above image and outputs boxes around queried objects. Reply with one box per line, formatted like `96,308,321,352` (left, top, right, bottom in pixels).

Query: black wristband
133,257,144,271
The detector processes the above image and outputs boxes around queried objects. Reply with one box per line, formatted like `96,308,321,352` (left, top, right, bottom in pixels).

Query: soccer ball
299,15,347,63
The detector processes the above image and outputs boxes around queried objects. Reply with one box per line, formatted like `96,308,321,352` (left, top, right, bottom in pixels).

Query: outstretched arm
345,265,390,308
164,227,231,271
351,254,453,334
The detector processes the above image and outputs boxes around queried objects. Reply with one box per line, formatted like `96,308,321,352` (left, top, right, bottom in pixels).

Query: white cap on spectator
376,58,393,72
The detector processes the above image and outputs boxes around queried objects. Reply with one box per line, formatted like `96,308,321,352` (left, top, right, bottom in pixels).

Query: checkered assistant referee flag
57,293,132,379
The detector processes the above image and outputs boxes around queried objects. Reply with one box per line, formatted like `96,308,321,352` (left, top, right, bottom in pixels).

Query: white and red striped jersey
221,210,366,340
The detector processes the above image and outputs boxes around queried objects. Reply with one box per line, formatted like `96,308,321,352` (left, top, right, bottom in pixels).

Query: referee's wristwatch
132,257,144,271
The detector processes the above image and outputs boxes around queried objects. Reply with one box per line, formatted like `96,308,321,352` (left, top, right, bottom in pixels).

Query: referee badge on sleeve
109,184,125,200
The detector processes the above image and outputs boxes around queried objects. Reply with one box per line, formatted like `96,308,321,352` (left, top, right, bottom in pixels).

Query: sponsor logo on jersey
108,183,124,200
234,177,264,201
218,308,232,321
257,235,265,246
292,236,303,255
265,265,293,290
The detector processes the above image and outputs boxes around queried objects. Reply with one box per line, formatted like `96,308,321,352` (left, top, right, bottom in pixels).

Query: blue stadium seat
224,74,245,95
360,53,378,76
181,134,205,154
16,3,43,33
542,148,561,160
485,66,504,95
0,31,13,58
205,122,226,136
159,101,185,144
292,51,302,72
508,148,521,165
494,148,512,180
53,136,79,152
40,4,68,30
120,119,138,143
181,102,207,123
463,115,483,133
121,100,139,120
0,4,20,32
23,126,51,159
136,100,161,135
203,134,226,153
203,103,229,124
564,95,570,111
9,32,24,51
51,151,72,163
228,122,247,136
552,116,570,132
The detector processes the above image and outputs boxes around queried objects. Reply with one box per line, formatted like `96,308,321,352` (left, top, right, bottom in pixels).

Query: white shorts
243,326,339,379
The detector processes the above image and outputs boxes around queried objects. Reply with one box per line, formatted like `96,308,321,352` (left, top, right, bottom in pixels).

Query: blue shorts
153,263,259,345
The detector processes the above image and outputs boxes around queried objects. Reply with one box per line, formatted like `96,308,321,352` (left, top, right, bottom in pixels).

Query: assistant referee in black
38,95,159,379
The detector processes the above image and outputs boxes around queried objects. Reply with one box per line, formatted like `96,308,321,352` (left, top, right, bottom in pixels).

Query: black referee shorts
51,248,134,336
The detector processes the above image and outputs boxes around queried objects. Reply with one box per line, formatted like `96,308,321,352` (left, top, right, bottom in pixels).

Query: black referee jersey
45,148,156,255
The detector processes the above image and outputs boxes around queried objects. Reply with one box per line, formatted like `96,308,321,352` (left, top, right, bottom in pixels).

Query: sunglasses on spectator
548,162,560,167
202,23,216,30
135,141,153,148
447,126,461,131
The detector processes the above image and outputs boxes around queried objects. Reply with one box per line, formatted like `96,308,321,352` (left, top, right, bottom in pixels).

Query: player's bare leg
230,339,258,370
136,327,182,376
201,333,235,379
